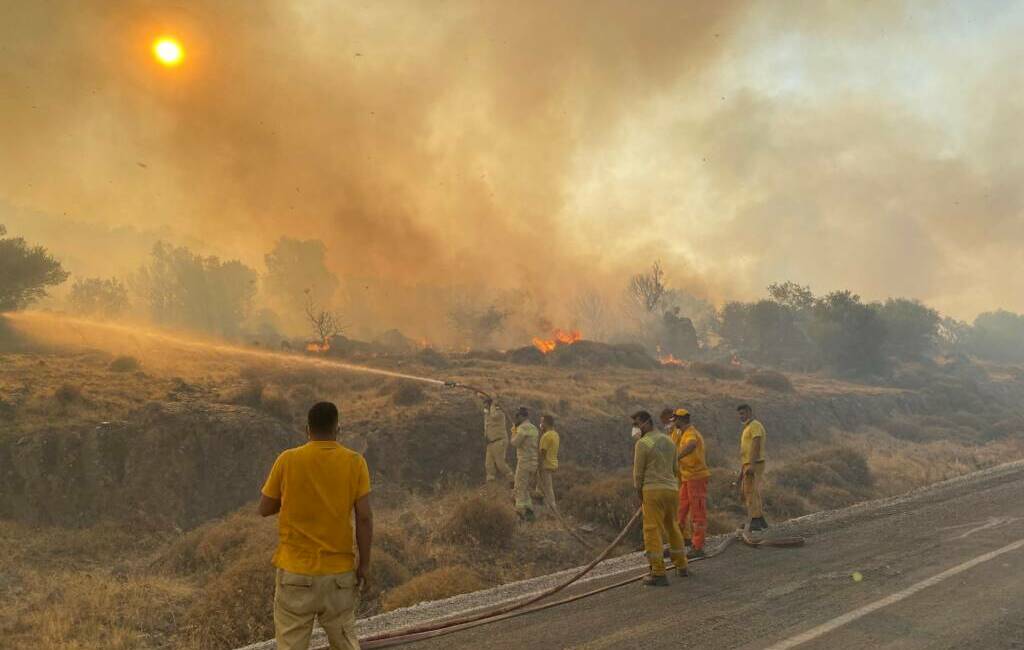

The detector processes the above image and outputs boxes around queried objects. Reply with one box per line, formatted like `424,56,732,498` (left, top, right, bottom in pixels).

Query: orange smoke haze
2,1,1023,342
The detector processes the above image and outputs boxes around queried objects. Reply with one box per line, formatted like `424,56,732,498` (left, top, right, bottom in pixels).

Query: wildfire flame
306,338,331,353
656,346,685,367
532,328,582,354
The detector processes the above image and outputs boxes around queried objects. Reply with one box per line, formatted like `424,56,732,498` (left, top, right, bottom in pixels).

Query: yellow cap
673,408,689,418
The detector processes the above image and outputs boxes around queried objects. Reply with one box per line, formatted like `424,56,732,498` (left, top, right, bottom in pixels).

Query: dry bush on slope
690,361,744,381
746,369,794,392
185,553,274,650
381,566,485,612
3,569,191,650
446,494,517,548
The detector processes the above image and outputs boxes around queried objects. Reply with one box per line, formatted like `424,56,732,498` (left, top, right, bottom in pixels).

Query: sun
152,37,184,67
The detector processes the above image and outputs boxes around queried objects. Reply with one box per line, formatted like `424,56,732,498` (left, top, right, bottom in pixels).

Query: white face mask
631,426,642,440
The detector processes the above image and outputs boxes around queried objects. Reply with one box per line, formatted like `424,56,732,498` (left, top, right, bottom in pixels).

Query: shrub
416,348,449,368
392,381,426,406
563,476,640,543
746,370,794,392
706,511,740,535
691,361,744,380
381,566,485,612
883,416,926,441
762,488,810,520
446,495,517,548
55,383,83,403
773,447,873,503
366,550,412,602
186,553,274,649
108,355,140,372
259,386,293,421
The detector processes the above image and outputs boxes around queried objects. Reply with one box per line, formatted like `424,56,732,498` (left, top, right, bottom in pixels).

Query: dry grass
746,369,794,392
446,494,518,548
381,566,485,612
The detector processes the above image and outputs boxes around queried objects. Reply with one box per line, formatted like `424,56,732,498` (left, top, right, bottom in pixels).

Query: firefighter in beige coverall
482,396,513,483
510,406,540,521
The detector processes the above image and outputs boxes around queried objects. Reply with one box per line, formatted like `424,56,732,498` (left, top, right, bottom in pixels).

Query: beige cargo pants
274,569,359,650
533,466,558,513
514,462,537,513
485,438,512,481
741,461,766,519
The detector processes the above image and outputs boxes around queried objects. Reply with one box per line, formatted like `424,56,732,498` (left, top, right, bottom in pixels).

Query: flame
306,338,331,353
416,337,431,349
656,346,685,367
532,328,582,354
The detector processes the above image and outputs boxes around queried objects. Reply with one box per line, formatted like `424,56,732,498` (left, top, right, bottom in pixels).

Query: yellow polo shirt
539,429,560,470
262,441,371,575
740,419,766,465
676,425,710,481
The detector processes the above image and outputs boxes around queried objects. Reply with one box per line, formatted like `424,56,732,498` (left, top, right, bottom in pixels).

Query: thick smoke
1,1,1022,340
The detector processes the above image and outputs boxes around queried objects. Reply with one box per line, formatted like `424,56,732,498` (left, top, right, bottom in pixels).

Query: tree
131,242,258,337
264,237,339,319
447,301,509,348
966,310,1024,363
68,277,129,318
767,281,815,312
874,298,940,360
304,290,345,342
628,261,666,313
0,224,69,310
809,291,887,376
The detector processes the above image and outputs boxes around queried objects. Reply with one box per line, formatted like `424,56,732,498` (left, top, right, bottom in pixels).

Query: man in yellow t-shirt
534,414,561,513
737,403,768,532
670,408,710,558
260,402,373,650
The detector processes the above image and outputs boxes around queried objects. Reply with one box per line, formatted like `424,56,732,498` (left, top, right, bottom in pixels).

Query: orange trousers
678,477,708,551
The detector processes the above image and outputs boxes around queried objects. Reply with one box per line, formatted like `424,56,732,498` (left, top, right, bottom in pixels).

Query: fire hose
303,378,805,647
351,509,804,649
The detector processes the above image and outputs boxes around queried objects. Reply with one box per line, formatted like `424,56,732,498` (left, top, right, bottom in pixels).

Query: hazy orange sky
2,1,1022,332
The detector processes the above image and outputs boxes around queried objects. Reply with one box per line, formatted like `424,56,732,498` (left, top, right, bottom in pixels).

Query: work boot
676,567,689,578
684,538,693,550
642,574,669,587
687,548,705,560
755,516,769,530
749,518,766,532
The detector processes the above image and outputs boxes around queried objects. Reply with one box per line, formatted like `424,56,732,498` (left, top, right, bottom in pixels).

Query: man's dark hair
631,410,653,424
737,403,752,412
660,407,674,420
308,401,339,434
541,414,555,427
516,406,530,417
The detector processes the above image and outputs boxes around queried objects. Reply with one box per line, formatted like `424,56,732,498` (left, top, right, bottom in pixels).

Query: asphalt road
403,463,1024,650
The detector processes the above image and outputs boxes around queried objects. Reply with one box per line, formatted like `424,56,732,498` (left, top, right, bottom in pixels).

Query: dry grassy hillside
2,311,1023,649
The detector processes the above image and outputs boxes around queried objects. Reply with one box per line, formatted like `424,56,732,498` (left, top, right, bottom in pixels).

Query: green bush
446,495,518,548
381,566,485,612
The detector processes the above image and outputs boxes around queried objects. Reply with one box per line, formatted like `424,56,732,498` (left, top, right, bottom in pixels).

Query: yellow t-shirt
740,419,766,465
676,425,710,481
261,441,371,575
539,429,560,470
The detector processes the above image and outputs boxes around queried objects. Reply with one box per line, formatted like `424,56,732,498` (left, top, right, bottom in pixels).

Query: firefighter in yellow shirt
533,414,560,513
662,408,693,547
259,402,373,650
737,403,768,532
632,410,688,586
670,408,711,558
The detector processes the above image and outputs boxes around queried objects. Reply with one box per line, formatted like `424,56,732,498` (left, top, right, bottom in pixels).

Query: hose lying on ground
357,507,643,647
353,519,804,648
